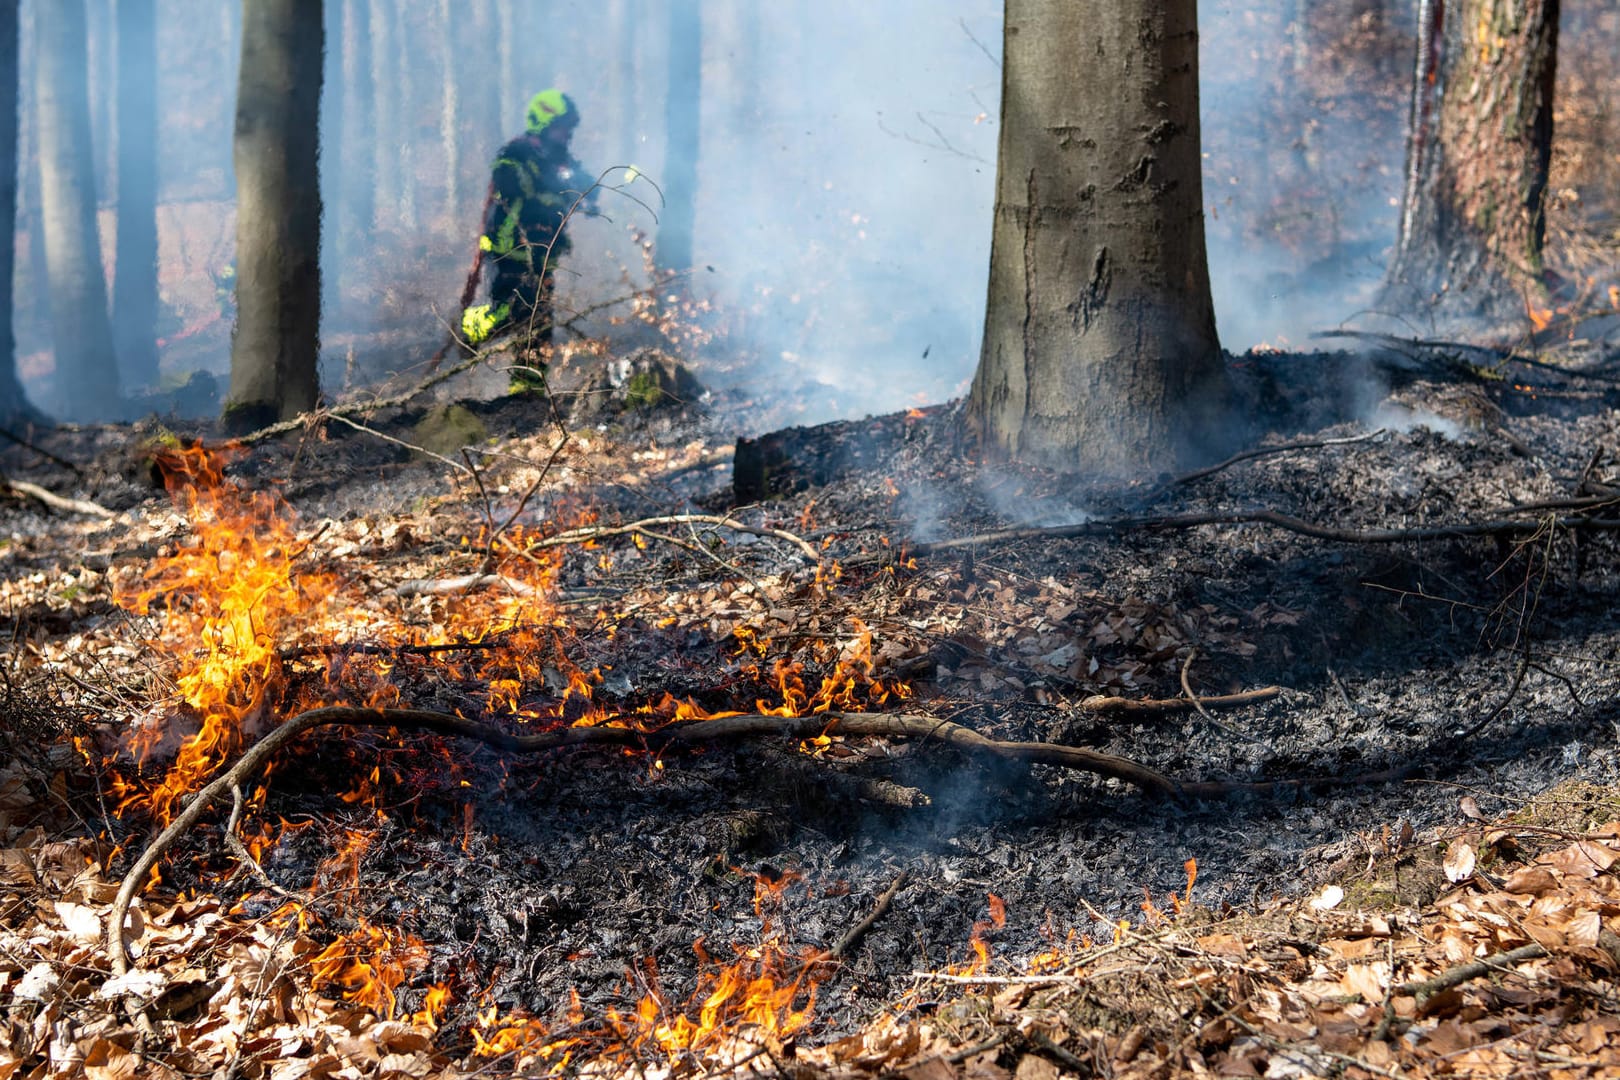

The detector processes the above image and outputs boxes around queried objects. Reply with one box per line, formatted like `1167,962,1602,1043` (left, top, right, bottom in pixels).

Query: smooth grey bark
113,0,159,389
0,0,41,423
657,0,700,276
225,0,323,433
34,0,121,420
967,0,1229,479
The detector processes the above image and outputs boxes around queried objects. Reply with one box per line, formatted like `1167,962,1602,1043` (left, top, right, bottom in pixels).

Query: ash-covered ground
5,338,1620,1044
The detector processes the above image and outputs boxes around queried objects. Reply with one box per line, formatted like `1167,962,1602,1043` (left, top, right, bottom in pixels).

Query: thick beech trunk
1380,0,1559,330
224,0,323,433
968,0,1228,479
34,0,120,420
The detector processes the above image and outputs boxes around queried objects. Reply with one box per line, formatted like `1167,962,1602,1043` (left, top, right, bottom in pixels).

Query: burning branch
107,704,1183,977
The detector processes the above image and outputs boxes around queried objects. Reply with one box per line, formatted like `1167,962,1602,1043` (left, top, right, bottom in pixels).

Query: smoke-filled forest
5,2,1620,1078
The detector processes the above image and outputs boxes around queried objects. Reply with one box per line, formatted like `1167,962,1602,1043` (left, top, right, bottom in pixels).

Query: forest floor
4,326,1620,1078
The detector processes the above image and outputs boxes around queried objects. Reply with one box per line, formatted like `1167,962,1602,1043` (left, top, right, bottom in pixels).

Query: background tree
114,0,160,390
224,0,323,433
1380,0,1559,331
0,0,40,424
657,0,700,277
34,0,121,420
968,0,1229,479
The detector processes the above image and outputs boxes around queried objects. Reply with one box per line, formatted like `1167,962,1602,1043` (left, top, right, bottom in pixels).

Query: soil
4,335,1620,1064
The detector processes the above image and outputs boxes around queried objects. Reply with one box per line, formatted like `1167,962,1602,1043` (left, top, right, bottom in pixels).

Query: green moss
623,370,664,409
1509,780,1620,833
412,404,489,457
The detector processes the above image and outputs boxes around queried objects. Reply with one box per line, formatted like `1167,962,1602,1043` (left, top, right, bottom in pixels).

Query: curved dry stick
107,705,1177,973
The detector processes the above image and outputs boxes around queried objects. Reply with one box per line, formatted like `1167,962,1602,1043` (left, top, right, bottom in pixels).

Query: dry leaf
1443,838,1477,883
1309,885,1344,911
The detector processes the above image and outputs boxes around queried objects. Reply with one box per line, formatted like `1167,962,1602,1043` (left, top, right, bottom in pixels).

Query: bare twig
3,477,116,518
1077,686,1282,715
1153,428,1388,494
1371,942,1549,1040
1179,650,1268,745
826,870,909,961
532,513,820,562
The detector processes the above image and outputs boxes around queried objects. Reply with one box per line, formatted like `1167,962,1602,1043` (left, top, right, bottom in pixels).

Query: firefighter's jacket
481,134,589,272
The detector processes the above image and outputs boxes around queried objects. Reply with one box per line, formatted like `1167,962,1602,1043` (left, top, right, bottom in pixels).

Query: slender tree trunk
225,0,323,433
496,0,516,126
390,0,413,231
967,0,1229,479
342,0,372,236
369,0,396,228
34,0,120,420
437,0,459,227
321,0,344,312
0,0,40,423
657,0,700,277
1381,0,1559,331
113,0,159,390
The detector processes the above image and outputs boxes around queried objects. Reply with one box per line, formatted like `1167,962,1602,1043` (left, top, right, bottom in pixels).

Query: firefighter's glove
461,302,510,345
478,235,494,253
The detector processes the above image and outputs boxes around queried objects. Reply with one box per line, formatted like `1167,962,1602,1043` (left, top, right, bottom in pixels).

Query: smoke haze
10,1,1433,423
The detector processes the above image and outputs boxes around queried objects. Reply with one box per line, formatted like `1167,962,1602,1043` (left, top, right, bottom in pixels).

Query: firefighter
460,89,595,354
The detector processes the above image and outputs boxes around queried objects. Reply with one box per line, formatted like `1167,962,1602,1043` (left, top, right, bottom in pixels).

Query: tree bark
968,0,1229,479
1380,0,1559,332
225,0,323,433
657,0,700,277
113,0,159,390
0,0,41,423
34,0,121,420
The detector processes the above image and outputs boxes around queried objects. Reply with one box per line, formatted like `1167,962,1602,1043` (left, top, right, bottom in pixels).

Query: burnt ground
5,335,1620,1071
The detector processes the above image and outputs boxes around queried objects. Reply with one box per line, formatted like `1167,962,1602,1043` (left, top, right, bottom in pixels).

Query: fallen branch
885,509,1620,562
232,339,502,445
3,477,116,518
108,697,1407,975
1152,428,1388,495
108,704,1180,973
1078,686,1282,715
1371,942,1548,1040
531,513,820,562
825,870,909,961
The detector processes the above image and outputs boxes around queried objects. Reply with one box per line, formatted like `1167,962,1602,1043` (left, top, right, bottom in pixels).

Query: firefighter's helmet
525,89,578,135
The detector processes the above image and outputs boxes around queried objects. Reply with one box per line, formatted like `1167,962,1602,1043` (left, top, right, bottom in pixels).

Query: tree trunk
1380,0,1559,331
657,0,700,277
34,0,121,420
341,0,372,238
967,0,1229,479
368,0,395,228
0,0,41,424
225,0,323,433
113,0,159,390
437,0,459,227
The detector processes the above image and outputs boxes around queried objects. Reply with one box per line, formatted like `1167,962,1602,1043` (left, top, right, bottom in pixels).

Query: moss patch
412,404,489,457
